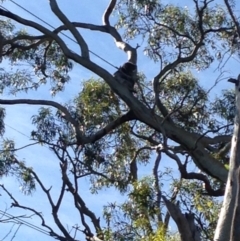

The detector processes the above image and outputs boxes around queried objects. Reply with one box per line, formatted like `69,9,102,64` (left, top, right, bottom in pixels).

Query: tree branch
102,0,116,26
0,98,85,143
153,151,163,223
102,0,137,64
0,98,135,147
159,144,225,196
61,163,101,238
162,195,195,241
87,110,135,143
0,31,5,61
0,7,228,182
224,0,240,36
49,0,89,59
30,168,74,240
0,184,64,240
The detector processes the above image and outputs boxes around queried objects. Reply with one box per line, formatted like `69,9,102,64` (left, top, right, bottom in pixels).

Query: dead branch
60,162,102,239
0,184,64,240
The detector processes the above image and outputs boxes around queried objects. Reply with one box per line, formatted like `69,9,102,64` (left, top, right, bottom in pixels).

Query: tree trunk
214,75,240,241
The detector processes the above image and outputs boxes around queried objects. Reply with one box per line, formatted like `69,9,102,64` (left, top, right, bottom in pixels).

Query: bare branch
55,165,66,213
30,169,75,240
102,0,137,64
49,0,89,59
202,135,231,146
224,0,240,35
61,163,101,238
102,0,116,26
0,142,39,153
159,144,224,196
0,184,68,241
0,99,135,147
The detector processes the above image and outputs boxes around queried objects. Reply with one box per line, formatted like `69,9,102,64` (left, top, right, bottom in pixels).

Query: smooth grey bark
162,196,201,241
214,75,240,241
231,167,240,241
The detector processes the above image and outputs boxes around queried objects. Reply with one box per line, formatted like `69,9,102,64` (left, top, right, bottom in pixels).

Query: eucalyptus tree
0,0,239,241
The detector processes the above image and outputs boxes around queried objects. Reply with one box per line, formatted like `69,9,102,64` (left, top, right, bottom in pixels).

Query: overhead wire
0,209,50,236
7,0,118,69
5,123,30,139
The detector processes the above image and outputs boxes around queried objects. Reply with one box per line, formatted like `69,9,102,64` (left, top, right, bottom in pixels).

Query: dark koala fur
120,62,137,75
113,62,137,92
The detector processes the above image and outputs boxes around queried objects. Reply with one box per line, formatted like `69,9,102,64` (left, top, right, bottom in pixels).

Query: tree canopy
0,0,240,241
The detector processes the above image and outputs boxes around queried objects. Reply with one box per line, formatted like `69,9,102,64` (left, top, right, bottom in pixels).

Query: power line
0,209,50,236
8,0,118,69
5,123,30,139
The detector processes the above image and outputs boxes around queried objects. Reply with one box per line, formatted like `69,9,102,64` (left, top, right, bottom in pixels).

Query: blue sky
0,0,240,240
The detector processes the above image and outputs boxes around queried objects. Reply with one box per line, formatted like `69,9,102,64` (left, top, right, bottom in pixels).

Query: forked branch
102,0,137,64
49,0,89,59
